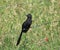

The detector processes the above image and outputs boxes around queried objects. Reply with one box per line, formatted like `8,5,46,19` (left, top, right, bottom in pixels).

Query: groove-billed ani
16,14,32,46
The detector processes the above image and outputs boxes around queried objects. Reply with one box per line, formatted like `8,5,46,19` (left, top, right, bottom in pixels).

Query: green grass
0,0,60,50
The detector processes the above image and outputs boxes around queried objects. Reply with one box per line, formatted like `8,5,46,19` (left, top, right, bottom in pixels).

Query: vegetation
0,0,60,50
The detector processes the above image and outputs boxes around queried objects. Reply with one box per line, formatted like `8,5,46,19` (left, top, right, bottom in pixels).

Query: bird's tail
16,31,23,46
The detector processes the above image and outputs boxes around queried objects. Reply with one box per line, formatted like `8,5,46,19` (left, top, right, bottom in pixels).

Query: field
0,0,60,50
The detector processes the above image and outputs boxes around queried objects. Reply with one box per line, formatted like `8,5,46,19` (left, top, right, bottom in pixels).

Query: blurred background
0,0,60,50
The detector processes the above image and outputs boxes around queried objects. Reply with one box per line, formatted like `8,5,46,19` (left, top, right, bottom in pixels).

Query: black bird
16,14,32,46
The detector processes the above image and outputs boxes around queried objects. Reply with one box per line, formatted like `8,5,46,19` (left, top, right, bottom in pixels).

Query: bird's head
26,14,32,19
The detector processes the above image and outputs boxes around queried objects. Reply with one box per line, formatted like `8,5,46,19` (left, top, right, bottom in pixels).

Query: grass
0,0,60,50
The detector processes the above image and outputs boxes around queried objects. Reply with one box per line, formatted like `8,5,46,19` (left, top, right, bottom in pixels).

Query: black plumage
16,14,32,46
